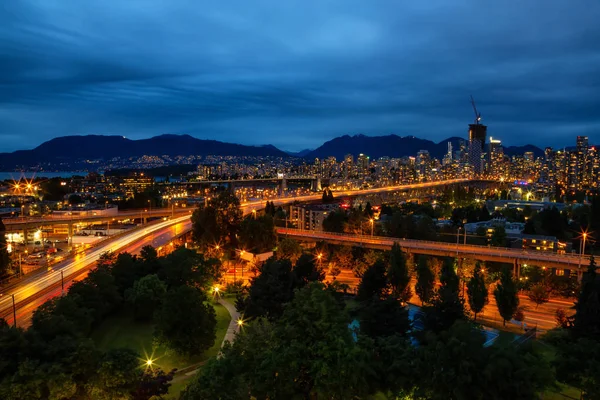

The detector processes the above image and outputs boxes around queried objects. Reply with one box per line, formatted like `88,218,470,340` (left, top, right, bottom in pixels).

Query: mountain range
0,133,545,170
302,134,544,160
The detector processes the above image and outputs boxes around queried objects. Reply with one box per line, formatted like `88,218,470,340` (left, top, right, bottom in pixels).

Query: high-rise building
488,136,503,176
416,150,431,182
468,123,487,174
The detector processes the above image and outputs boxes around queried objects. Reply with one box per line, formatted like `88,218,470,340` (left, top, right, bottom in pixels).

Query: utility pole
61,270,64,294
11,294,16,327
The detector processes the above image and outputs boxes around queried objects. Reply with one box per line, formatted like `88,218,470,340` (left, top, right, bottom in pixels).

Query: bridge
276,228,590,278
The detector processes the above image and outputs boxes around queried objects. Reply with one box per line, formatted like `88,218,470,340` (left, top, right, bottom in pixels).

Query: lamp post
369,218,374,236
456,227,462,256
579,232,588,270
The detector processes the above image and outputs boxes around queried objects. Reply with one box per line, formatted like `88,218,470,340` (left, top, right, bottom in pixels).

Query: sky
1,1,600,152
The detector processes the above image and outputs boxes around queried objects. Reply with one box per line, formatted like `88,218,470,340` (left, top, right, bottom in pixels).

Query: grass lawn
92,301,231,373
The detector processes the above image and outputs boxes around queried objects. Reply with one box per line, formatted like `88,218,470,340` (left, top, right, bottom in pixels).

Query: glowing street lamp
236,318,245,328
146,359,153,367
369,218,374,236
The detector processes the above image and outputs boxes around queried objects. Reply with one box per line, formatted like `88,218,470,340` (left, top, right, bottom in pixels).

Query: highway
277,228,590,272
0,215,192,327
0,179,478,327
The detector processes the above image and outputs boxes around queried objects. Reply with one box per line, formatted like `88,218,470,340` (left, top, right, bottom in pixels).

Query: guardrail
276,228,589,269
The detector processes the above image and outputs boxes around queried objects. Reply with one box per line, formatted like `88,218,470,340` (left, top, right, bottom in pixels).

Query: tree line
0,245,222,399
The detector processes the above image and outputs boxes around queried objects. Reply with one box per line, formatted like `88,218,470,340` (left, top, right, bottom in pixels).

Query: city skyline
2,1,600,152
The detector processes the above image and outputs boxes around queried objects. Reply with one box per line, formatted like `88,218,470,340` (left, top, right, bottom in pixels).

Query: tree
191,205,220,249
154,286,217,356
211,191,243,247
423,257,465,332
276,237,303,263
572,255,600,337
191,191,242,248
415,255,435,305
387,243,411,302
185,283,373,399
415,321,552,399
359,297,410,338
494,267,519,326
133,368,176,400
293,253,325,288
68,267,121,324
554,337,600,399
323,210,347,233
239,257,296,320
239,215,276,253
490,226,507,247
110,252,141,295
89,348,140,400
467,262,488,321
333,245,354,270
126,274,167,321
321,188,334,203
0,218,11,278
0,319,27,380
158,247,221,289
528,282,550,309
357,260,389,302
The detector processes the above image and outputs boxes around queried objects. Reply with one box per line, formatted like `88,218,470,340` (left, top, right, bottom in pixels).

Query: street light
369,218,374,236
236,318,245,328
456,227,462,256
579,231,589,270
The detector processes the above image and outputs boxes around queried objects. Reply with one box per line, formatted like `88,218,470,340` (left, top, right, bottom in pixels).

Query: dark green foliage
125,274,167,321
293,253,325,288
154,285,217,356
89,348,140,400
110,252,141,295
554,337,600,399
184,284,372,399
191,205,220,249
30,295,94,339
322,209,347,233
494,267,520,326
158,247,221,289
0,218,11,278
357,259,389,302
572,255,600,338
423,257,465,333
67,268,121,324
133,368,176,400
467,263,488,321
0,319,27,380
321,187,334,203
527,282,550,309
490,225,506,246
191,191,242,248
387,243,411,301
415,321,553,400
415,255,435,305
239,214,276,253
276,237,303,263
240,257,296,320
359,297,410,338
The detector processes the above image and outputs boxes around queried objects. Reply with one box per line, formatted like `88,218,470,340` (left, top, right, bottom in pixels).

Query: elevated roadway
276,228,589,274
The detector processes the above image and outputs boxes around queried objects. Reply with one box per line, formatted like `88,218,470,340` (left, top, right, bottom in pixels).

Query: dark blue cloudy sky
1,1,599,152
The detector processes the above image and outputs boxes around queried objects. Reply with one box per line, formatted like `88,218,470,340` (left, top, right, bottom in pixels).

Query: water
0,171,88,180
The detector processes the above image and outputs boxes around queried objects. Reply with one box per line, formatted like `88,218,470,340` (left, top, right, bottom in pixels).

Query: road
277,228,590,272
0,178,480,327
0,216,192,327
327,271,571,331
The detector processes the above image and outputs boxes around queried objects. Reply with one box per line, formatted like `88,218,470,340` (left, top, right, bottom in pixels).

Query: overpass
276,228,590,278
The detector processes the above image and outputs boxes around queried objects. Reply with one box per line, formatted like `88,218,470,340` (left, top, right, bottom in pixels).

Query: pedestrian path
218,297,241,347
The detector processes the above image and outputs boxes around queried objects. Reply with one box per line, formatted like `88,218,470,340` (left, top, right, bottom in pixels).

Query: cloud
0,0,599,152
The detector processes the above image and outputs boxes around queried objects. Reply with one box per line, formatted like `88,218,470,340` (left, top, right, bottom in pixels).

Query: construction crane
470,95,482,125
